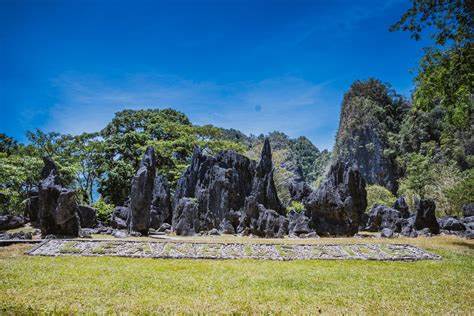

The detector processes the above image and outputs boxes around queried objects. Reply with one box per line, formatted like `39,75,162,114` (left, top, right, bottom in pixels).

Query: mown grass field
0,235,473,314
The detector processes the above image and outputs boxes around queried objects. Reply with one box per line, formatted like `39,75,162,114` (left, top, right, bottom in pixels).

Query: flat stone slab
26,239,441,261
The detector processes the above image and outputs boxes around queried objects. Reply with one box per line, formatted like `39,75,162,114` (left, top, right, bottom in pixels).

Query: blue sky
0,0,430,150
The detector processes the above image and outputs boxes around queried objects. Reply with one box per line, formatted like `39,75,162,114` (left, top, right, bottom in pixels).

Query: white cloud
44,73,340,150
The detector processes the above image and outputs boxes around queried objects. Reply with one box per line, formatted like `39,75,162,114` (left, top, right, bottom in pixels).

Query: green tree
399,153,434,199
366,185,396,211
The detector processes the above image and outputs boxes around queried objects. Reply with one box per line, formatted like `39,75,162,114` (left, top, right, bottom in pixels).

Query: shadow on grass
451,241,474,250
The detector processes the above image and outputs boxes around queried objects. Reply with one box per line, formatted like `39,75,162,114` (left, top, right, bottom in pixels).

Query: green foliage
96,108,246,205
366,185,396,211
93,198,115,224
398,153,434,198
0,151,42,214
288,201,305,213
390,0,473,47
445,168,474,216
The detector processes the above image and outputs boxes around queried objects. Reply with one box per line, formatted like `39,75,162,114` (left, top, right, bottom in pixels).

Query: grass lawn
0,235,473,314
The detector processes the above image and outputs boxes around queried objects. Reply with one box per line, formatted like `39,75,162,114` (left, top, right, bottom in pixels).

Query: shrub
288,201,305,213
445,169,474,216
366,185,396,211
93,198,115,224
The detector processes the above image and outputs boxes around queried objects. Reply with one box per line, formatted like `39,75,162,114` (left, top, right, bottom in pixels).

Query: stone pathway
27,239,441,261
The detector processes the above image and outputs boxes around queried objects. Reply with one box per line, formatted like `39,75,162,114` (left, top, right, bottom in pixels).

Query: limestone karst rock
110,206,128,229
332,80,406,193
248,138,284,215
438,216,466,232
149,175,172,229
128,146,157,235
172,197,199,236
287,210,312,236
77,205,97,228
365,204,402,232
413,198,440,234
302,161,367,236
393,196,410,218
38,158,80,237
172,147,255,235
0,215,25,231
24,190,40,227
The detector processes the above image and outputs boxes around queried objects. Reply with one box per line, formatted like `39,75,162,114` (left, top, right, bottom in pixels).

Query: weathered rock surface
249,206,288,238
365,204,402,232
413,198,440,234
287,211,312,236
172,147,255,235
38,159,80,237
110,206,129,229
149,175,171,229
77,205,97,228
393,196,410,218
303,161,367,236
172,197,199,236
128,147,157,235
24,190,40,227
0,215,25,231
248,138,284,214
438,216,466,231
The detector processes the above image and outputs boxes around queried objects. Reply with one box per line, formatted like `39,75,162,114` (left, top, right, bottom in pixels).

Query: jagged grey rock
128,146,157,235
414,198,440,234
248,138,284,215
110,206,128,229
438,216,466,231
149,175,171,229
303,161,367,236
0,215,25,231
172,147,255,234
365,204,402,232
77,205,97,228
38,159,80,237
172,197,199,236
393,196,410,218
249,206,288,238
288,210,312,236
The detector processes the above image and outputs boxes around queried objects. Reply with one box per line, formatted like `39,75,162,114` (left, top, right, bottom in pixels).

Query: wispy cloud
44,73,340,150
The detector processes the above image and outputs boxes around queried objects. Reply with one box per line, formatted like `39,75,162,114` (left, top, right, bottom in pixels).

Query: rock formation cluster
5,137,472,241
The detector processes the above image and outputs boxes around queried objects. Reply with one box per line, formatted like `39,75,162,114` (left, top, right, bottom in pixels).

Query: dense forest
0,0,472,220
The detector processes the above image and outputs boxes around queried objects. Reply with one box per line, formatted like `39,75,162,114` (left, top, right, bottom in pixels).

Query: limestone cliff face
333,79,408,193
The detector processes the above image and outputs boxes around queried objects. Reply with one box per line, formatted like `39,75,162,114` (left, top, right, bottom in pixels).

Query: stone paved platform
27,239,441,261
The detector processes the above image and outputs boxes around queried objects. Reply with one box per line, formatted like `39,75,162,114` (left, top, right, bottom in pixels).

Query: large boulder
304,161,367,236
110,206,129,229
38,160,80,237
0,215,25,231
149,175,171,229
172,198,199,236
172,147,255,234
287,210,312,236
77,205,97,228
249,206,288,238
393,196,410,218
414,198,440,234
365,204,402,232
438,216,466,232
128,147,156,235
